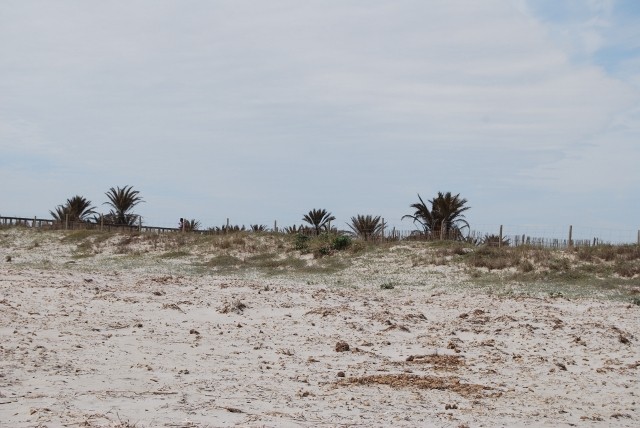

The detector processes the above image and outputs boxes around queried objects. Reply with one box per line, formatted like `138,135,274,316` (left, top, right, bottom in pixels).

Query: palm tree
209,224,246,234
482,234,510,247
50,195,97,222
431,192,470,238
302,209,336,236
180,218,201,232
348,215,384,241
402,194,436,234
103,185,144,225
50,206,68,222
403,192,470,239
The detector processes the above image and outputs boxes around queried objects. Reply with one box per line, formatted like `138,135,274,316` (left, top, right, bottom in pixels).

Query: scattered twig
162,303,185,313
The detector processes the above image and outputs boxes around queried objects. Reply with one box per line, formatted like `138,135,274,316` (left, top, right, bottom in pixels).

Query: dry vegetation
339,373,495,398
404,240,640,301
2,226,639,302
1,225,639,427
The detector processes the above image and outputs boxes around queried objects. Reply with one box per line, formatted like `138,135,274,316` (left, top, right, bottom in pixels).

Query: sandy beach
1,229,638,427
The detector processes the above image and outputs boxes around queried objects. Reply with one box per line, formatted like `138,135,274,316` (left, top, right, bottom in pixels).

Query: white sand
1,230,639,427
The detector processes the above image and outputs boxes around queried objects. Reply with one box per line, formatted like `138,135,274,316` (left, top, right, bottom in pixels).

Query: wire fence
1,215,638,248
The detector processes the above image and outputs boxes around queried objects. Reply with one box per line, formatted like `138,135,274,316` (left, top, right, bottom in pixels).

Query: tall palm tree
348,215,384,241
179,218,201,232
302,209,335,236
403,192,470,239
103,185,144,225
402,194,436,234
50,206,68,222
431,192,470,237
50,195,97,222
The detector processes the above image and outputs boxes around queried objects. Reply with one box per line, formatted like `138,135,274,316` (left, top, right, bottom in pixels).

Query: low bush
206,254,242,268
294,233,352,258
614,261,640,278
332,235,351,251
464,246,521,270
294,234,310,251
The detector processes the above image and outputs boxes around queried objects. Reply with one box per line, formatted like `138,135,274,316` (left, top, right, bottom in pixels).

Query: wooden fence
0,216,170,234
1,216,638,248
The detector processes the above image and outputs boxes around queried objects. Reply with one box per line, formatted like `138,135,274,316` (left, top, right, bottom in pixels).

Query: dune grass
3,227,639,302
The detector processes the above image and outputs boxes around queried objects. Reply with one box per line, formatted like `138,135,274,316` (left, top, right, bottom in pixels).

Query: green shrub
315,244,333,257
464,246,520,270
298,233,353,258
294,234,310,251
349,240,366,254
548,257,571,272
518,259,535,273
332,235,351,251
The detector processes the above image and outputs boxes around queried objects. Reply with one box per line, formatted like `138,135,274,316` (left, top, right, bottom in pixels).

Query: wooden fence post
65,214,69,230
499,225,503,248
568,225,573,247
33,216,36,228
274,220,277,233
100,214,103,231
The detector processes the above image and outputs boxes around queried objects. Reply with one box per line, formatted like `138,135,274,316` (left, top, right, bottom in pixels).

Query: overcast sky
1,1,639,239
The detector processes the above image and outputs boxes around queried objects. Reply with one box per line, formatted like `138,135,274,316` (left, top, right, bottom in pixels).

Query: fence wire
1,216,638,248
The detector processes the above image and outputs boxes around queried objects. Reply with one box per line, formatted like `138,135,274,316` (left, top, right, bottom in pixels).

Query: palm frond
347,215,383,241
403,192,471,239
302,209,336,235
50,195,96,222
104,185,144,225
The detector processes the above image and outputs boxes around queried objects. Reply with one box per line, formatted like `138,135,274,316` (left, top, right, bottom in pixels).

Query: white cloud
1,0,638,230
0,119,58,154
523,105,640,192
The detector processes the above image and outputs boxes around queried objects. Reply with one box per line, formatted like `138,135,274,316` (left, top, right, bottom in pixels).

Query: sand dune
1,229,638,427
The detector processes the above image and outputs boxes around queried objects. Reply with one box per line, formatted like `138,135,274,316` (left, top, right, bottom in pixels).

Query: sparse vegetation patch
340,374,492,397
